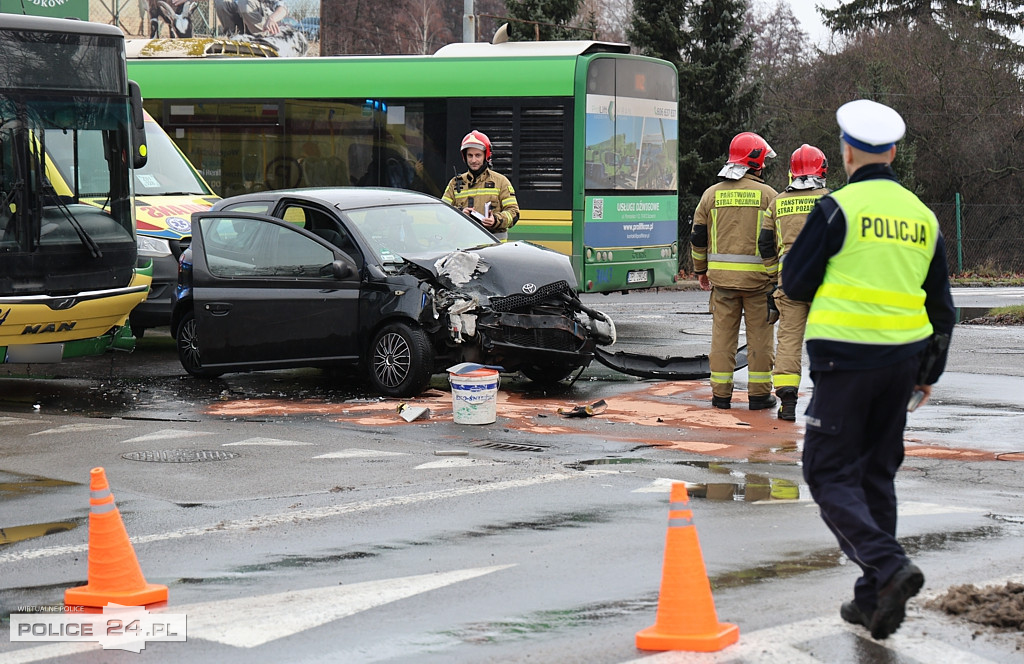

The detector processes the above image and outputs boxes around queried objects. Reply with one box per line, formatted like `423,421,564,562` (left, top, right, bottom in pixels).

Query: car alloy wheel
368,322,433,397
176,312,222,378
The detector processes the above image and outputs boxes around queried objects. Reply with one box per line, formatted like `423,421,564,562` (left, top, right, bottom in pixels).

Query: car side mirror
331,255,358,280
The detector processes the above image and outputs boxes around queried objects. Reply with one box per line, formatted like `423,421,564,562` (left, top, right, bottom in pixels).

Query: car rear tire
176,312,223,378
520,363,578,385
368,322,433,397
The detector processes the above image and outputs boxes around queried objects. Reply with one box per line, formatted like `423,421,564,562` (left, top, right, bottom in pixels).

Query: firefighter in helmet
758,144,830,420
691,131,779,410
442,130,519,241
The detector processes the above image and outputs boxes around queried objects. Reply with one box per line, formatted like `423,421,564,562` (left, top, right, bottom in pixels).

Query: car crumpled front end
403,242,615,382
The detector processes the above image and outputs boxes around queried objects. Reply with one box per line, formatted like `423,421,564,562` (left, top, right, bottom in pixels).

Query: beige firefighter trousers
772,290,810,392
709,285,775,400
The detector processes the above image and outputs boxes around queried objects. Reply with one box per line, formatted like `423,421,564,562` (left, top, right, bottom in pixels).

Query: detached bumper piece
593,344,748,381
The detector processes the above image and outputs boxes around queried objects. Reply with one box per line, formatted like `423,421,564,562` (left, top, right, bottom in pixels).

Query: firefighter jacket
442,168,520,233
760,186,829,290
690,173,778,290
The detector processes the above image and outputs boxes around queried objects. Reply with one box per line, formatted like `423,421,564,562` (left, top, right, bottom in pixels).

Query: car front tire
368,322,433,397
176,312,223,378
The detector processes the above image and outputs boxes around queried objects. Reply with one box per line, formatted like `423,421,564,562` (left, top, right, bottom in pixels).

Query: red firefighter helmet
460,130,492,161
790,144,828,178
727,132,775,170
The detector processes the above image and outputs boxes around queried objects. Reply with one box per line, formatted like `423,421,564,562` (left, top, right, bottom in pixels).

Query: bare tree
397,0,452,53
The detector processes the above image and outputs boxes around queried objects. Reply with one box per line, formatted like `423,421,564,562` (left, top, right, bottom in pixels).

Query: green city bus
125,40,680,293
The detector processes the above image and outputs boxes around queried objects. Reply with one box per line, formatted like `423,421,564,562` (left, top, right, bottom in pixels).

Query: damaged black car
170,188,616,397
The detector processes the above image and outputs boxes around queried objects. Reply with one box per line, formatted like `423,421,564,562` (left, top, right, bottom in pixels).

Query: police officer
691,132,779,410
758,144,830,421
442,130,519,241
783,100,955,640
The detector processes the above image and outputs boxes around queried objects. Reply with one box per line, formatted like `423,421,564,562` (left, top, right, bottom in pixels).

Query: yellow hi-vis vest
804,179,938,345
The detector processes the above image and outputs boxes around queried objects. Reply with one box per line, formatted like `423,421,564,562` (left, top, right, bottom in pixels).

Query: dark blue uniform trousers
802,354,919,613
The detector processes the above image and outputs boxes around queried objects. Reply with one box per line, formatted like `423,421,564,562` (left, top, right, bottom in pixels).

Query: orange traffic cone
64,467,168,608
636,482,739,652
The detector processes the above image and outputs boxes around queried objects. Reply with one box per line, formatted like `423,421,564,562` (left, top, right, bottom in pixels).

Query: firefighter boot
748,394,777,411
777,387,798,421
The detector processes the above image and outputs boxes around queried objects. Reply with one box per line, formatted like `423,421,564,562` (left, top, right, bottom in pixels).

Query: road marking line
0,417,45,426
174,565,515,647
122,429,214,443
415,458,496,469
314,448,406,458
28,423,129,436
632,478,679,493
222,437,313,446
899,501,986,516
0,473,573,564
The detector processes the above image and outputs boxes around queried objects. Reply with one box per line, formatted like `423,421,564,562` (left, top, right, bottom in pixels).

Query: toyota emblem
522,283,537,294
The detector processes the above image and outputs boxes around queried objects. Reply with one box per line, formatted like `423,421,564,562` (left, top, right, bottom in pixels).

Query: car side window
200,217,334,278
221,202,273,215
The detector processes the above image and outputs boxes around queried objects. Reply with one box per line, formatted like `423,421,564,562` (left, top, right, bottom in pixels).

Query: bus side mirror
128,80,148,169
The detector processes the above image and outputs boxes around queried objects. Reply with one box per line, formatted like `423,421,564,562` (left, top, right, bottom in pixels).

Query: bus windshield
2,96,135,253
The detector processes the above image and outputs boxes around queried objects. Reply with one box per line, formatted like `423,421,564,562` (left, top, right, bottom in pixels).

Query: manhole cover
122,449,239,463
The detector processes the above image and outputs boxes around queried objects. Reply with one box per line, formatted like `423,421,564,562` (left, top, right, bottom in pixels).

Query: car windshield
342,202,497,264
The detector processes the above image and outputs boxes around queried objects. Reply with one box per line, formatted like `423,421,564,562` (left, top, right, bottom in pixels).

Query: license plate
627,270,649,284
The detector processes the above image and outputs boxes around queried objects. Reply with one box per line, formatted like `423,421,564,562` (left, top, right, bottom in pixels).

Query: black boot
748,394,777,410
711,396,731,409
777,387,798,421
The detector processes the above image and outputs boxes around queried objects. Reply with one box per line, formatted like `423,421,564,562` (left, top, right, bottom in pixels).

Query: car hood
402,241,578,296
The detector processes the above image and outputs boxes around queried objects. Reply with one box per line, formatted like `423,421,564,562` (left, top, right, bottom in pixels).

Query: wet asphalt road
1,287,1023,663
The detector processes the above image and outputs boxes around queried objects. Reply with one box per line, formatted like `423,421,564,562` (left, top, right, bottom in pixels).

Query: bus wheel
176,312,222,378
520,363,578,385
368,322,432,398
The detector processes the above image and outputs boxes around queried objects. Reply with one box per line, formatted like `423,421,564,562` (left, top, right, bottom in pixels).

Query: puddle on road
0,470,84,546
0,470,79,497
0,521,79,545
667,462,806,501
565,458,647,470
688,477,803,502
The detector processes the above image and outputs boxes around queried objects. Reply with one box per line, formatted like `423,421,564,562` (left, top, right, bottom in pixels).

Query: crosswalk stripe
122,429,214,443
222,437,313,446
178,565,515,647
314,448,405,458
620,615,997,663
28,423,129,436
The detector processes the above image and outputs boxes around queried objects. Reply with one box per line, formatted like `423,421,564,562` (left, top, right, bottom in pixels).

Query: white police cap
836,99,905,153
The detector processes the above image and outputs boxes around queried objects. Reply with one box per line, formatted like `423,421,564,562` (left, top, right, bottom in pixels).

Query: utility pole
463,0,475,42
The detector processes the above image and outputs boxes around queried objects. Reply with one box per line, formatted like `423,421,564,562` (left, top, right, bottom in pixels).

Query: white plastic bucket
449,368,500,425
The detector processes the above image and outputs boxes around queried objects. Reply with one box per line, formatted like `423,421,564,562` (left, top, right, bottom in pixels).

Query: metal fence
932,201,1024,276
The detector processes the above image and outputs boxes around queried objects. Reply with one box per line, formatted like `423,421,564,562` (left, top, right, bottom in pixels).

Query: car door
189,212,360,368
